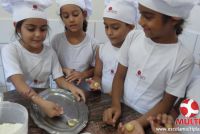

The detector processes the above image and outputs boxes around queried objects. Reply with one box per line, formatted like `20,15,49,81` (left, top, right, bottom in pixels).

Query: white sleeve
166,54,194,98
118,30,135,67
186,76,200,105
51,49,64,80
1,45,23,81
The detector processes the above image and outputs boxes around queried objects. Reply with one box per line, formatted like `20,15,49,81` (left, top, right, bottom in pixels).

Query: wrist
31,94,43,105
112,101,121,109
136,117,147,127
82,71,87,79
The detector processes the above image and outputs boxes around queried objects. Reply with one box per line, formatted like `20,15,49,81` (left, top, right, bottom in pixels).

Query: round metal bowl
30,88,88,134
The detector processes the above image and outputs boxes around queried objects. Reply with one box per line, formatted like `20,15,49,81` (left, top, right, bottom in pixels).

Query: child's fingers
79,91,86,102
156,113,162,121
147,117,157,133
167,115,174,123
73,93,81,102
161,113,168,124
147,116,154,122
76,79,81,85
118,123,125,134
165,115,174,128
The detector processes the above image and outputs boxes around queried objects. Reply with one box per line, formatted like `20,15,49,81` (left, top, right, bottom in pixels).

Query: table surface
3,89,146,134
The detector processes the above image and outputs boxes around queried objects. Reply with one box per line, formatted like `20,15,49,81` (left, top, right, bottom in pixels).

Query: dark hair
162,15,184,35
15,20,25,39
59,8,88,32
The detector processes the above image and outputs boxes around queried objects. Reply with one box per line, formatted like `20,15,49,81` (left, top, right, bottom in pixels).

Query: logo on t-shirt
179,98,199,118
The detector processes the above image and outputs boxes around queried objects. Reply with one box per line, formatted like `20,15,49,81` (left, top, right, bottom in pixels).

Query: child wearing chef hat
1,0,85,118
51,0,100,89
103,0,196,133
87,0,139,94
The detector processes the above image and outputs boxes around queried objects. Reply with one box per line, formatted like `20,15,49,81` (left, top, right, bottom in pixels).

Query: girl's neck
65,30,86,45
112,40,124,48
151,32,178,44
19,40,43,54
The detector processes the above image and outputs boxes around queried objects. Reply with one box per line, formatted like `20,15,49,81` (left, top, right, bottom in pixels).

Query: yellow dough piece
94,82,100,88
67,119,79,127
125,123,135,132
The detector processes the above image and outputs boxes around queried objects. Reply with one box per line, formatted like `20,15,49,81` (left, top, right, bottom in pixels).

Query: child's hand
39,98,64,118
103,106,121,127
86,78,101,91
63,68,75,77
65,70,84,85
118,120,145,134
70,86,86,102
147,113,179,134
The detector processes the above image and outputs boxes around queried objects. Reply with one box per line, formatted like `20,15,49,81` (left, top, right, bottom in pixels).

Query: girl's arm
103,63,128,126
137,92,177,127
118,93,177,134
92,48,103,83
87,48,103,90
55,77,86,102
81,67,94,79
10,74,63,117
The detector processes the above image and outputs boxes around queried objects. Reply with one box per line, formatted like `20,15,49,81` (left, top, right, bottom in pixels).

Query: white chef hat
138,0,196,19
103,0,139,25
0,0,53,22
56,0,92,16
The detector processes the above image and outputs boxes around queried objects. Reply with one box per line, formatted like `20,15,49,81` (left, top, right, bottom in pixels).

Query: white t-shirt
51,32,99,72
119,30,194,114
99,42,120,93
1,41,63,90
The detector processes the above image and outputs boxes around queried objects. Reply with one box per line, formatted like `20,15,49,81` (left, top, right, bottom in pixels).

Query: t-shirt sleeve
118,30,135,67
1,45,23,81
166,53,194,98
51,34,59,52
51,49,64,80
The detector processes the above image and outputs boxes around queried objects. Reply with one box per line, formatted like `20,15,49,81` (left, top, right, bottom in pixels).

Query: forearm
137,93,177,127
92,76,101,84
10,74,44,105
82,68,94,79
111,64,127,108
56,77,79,92
111,76,124,108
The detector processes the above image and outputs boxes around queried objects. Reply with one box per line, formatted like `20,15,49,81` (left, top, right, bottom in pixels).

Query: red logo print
137,70,141,76
108,6,112,11
180,99,199,118
33,5,38,9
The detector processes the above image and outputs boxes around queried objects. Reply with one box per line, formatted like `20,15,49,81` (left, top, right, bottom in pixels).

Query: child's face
17,18,48,52
138,4,176,43
104,18,133,48
60,4,86,32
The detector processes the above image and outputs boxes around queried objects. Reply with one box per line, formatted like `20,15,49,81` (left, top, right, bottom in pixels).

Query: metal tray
30,88,88,134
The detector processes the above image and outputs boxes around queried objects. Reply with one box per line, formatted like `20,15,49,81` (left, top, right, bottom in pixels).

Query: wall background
0,0,105,20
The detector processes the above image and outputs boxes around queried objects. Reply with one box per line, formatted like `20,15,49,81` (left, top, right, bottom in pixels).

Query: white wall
1,2,200,92
184,4,200,32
